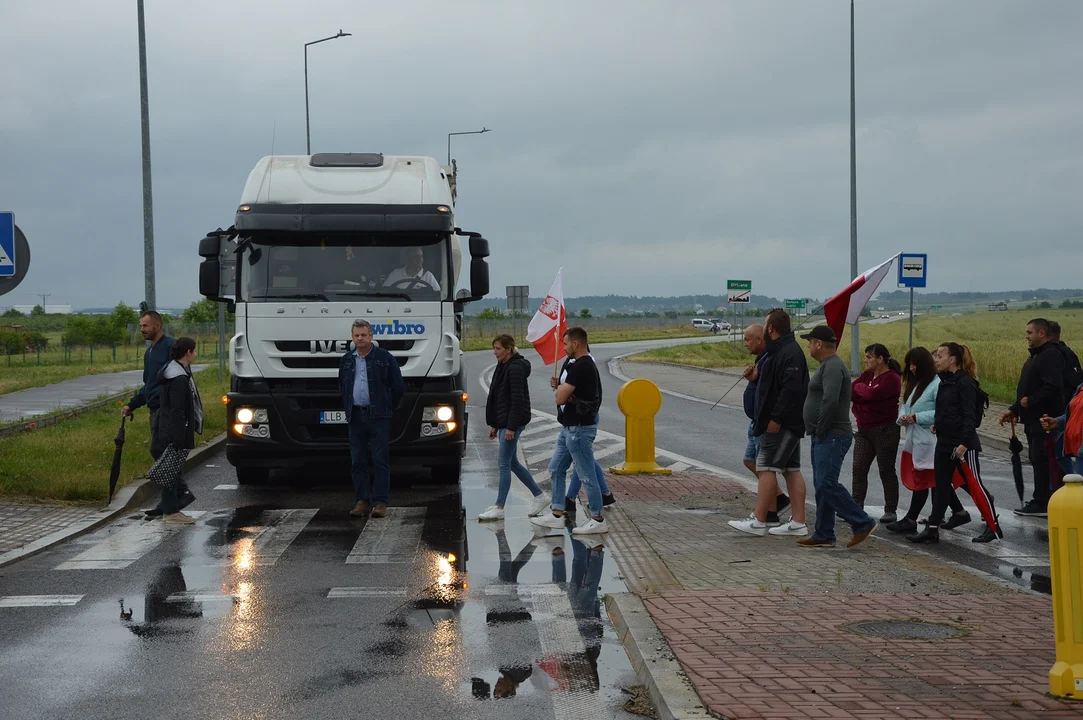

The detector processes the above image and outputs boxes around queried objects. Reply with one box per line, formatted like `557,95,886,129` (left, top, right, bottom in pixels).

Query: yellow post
610,379,671,475
1049,473,1083,699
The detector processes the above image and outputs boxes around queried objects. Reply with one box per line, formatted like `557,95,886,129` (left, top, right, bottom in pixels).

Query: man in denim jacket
339,319,404,518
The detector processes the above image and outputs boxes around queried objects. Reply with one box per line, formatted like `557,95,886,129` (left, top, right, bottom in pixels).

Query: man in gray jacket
797,326,876,548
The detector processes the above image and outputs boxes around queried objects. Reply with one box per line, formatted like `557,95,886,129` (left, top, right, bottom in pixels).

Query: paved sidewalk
603,470,1080,719
621,359,1017,452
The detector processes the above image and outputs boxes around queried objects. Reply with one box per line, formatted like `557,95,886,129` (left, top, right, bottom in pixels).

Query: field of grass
0,338,224,397
461,326,715,352
628,309,1083,403
0,368,230,503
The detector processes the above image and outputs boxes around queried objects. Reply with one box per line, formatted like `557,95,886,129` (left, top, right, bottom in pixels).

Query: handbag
147,444,189,489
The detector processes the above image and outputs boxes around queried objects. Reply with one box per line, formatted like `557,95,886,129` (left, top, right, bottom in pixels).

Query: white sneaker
530,512,568,530
528,495,551,518
728,514,768,536
572,518,609,535
768,520,809,537
478,506,505,522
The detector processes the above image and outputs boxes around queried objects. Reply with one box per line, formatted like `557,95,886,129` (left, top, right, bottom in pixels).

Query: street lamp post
447,127,491,166
849,0,860,375
136,0,156,311
305,30,351,154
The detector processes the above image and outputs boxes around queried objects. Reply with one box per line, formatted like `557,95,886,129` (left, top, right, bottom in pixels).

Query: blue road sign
0,212,14,277
898,253,927,289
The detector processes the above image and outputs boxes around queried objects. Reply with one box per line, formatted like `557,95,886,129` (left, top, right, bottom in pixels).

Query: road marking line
245,509,318,566
346,507,426,564
54,512,207,570
166,592,238,604
666,461,691,472
214,484,239,490
520,435,555,450
527,584,606,717
0,594,84,607
327,587,409,598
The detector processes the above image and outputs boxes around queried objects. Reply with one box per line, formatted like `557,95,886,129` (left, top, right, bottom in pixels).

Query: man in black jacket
122,311,193,516
998,318,1065,516
728,309,808,537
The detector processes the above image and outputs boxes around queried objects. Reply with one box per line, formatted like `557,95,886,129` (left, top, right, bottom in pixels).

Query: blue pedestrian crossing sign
0,212,14,277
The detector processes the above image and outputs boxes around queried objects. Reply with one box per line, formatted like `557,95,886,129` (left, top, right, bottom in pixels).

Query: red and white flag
823,254,899,343
527,268,567,365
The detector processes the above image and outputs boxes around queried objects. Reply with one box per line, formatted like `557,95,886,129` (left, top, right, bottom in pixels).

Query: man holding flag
528,270,609,535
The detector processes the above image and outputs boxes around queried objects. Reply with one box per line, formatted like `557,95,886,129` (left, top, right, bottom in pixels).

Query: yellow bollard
610,379,672,475
1049,473,1083,699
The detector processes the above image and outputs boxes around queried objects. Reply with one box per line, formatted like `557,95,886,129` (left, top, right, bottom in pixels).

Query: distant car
691,318,714,331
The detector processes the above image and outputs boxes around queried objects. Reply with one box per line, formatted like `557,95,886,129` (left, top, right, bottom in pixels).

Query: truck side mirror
198,232,236,312
468,236,490,300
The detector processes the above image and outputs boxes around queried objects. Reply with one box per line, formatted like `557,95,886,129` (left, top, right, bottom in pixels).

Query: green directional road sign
727,280,751,291
784,299,805,309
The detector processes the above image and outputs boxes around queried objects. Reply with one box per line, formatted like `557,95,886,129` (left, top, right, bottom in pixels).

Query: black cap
800,325,837,343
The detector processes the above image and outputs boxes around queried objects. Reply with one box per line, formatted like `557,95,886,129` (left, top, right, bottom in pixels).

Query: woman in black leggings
907,343,1002,544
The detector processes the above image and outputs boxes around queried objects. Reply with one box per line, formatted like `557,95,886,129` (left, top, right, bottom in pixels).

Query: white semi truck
197,152,490,484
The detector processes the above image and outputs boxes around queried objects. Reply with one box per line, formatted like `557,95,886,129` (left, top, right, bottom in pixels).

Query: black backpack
974,381,990,428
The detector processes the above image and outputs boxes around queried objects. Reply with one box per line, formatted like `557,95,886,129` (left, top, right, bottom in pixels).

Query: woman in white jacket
887,347,966,533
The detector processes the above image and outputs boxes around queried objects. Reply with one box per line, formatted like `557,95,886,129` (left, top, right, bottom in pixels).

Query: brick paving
0,504,105,553
603,470,1083,720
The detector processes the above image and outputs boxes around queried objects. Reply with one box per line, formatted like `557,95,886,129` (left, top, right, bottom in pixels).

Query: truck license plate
319,411,347,424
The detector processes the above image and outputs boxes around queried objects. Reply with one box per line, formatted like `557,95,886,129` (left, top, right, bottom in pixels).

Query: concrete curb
0,433,227,569
605,593,714,720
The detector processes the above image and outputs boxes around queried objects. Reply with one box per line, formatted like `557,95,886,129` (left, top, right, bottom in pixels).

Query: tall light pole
849,0,860,374
447,127,491,166
137,0,156,311
305,30,351,154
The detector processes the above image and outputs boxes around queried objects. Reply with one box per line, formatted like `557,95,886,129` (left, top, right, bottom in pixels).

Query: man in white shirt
383,247,440,291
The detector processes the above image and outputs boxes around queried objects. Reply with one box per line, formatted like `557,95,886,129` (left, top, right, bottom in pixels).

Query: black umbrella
109,415,128,503
1009,421,1026,505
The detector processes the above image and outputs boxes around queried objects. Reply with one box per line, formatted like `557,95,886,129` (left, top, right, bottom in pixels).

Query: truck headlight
236,407,269,423
422,406,454,422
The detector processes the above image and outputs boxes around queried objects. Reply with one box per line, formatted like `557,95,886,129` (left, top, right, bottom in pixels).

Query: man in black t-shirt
531,327,609,535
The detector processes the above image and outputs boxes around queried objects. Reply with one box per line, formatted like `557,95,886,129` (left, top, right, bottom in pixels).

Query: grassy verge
0,368,229,503
625,309,1083,404
461,326,714,352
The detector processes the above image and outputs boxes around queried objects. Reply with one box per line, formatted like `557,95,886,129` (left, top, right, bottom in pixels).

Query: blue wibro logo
371,320,425,336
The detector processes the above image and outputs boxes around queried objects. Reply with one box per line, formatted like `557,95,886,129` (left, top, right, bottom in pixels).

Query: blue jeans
810,433,873,543
568,461,610,500
548,425,603,517
497,427,543,506
348,411,391,505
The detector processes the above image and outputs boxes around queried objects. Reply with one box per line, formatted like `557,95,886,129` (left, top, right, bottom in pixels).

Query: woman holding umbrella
908,343,1002,544
1041,381,1083,474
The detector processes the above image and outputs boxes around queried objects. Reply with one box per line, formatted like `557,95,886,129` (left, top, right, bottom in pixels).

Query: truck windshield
241,233,450,303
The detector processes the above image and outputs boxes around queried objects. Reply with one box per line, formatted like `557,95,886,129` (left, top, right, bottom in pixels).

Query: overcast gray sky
1,0,1080,310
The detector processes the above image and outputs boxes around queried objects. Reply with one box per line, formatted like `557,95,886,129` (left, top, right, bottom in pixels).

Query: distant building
988,302,1009,312
8,304,74,315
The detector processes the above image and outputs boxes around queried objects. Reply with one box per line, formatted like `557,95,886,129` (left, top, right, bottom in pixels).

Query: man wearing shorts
741,324,790,524
729,309,809,537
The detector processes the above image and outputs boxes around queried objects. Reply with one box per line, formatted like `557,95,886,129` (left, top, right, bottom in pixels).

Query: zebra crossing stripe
526,585,606,717
0,595,84,607
214,484,239,490
346,507,426,564
166,592,239,604
327,587,409,598
54,512,207,570
519,434,555,451
243,509,318,566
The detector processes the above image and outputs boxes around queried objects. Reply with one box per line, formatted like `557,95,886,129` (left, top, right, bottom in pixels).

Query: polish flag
823,254,900,343
527,268,567,365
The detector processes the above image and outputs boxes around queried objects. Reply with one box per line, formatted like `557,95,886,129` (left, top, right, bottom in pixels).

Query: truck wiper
255,293,329,301
333,291,412,301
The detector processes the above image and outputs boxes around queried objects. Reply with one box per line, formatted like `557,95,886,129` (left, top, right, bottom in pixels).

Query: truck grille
273,340,415,352
281,356,408,370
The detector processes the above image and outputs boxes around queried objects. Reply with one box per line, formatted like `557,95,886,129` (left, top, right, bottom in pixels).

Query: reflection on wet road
0,409,642,719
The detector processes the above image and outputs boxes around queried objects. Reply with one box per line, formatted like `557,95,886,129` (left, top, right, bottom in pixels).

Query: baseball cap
800,326,837,343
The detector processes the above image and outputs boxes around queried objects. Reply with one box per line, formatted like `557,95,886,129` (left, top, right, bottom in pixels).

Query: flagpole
849,0,860,375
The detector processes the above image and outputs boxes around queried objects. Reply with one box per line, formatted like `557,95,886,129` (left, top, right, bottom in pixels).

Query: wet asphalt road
468,338,1054,595
0,406,641,719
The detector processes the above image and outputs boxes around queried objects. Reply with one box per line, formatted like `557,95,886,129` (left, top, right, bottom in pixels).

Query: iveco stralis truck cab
197,152,490,484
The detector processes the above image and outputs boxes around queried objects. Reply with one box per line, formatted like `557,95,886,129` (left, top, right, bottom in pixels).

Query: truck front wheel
430,460,462,485
236,466,270,485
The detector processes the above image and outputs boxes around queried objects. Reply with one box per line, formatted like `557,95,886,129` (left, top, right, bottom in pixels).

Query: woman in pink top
851,343,903,522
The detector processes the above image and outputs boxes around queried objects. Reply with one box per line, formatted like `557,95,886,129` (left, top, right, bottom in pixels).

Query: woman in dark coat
479,335,549,522
156,337,203,524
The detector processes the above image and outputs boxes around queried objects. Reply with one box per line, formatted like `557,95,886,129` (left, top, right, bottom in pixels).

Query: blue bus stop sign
898,253,927,289
0,213,32,296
